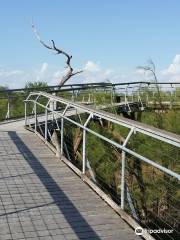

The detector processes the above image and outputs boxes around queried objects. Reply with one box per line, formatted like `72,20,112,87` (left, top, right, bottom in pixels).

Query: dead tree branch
137,59,163,108
31,22,83,87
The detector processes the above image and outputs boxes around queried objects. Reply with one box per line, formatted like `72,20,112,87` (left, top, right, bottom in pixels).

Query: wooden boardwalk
0,121,140,240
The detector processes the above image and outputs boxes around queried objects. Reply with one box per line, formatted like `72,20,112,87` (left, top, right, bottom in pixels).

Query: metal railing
0,81,180,121
24,91,180,240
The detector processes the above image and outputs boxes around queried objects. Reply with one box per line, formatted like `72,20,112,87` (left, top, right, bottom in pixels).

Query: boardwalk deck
0,121,140,240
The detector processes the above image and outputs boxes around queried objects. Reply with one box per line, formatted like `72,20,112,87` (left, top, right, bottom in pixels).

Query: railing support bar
82,129,86,174
45,109,48,140
61,118,64,156
121,127,135,209
34,102,37,132
82,114,93,174
25,102,27,126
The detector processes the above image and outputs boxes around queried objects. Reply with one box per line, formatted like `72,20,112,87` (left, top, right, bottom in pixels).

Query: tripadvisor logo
135,227,174,235
135,227,143,235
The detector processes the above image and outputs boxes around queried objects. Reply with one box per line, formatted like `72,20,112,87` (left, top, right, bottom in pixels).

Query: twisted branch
137,59,162,105
31,22,82,86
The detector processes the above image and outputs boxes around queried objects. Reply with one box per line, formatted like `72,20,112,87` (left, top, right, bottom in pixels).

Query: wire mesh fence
38,113,179,240
125,153,179,239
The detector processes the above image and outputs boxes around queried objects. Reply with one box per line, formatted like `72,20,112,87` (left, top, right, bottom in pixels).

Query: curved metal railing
0,81,179,120
24,91,180,240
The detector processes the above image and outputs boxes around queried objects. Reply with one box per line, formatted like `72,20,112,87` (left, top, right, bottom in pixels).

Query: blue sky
1,0,180,88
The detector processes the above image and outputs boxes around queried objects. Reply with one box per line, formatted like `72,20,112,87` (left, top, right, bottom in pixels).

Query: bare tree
137,59,163,109
32,22,83,87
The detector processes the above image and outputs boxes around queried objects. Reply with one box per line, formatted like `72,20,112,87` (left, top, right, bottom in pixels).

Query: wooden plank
0,123,146,240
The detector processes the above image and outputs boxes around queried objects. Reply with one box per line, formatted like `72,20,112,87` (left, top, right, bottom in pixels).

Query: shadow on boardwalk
8,131,101,239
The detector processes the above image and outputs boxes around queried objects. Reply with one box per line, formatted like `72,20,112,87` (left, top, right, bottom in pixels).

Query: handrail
25,91,180,180
1,81,180,94
24,90,180,239
26,91,180,147
0,80,179,121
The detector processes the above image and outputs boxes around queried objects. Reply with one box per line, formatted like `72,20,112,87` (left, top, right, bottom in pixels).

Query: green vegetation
0,82,49,120
62,110,179,239
0,82,179,239
60,86,180,240
25,81,48,89
141,110,180,134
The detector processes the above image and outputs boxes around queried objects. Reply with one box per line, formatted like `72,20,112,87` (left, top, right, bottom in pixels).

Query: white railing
24,91,180,240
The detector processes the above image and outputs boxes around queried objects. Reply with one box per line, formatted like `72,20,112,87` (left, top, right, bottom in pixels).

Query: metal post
25,102,27,125
82,129,86,174
170,85,173,109
60,117,64,156
7,99,10,119
45,109,48,140
51,100,55,122
121,151,126,209
121,128,135,209
34,102,37,132
146,93,149,107
71,92,73,102
124,92,127,104
6,96,10,119
111,87,113,105
82,114,93,174
113,87,115,103
53,93,57,110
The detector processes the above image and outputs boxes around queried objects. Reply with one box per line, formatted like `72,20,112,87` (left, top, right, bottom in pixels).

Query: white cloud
53,69,67,79
104,69,113,76
132,55,180,83
0,63,50,88
84,61,101,72
80,60,116,84
162,54,180,76
40,62,48,74
135,68,146,76
1,55,180,89
36,62,49,81
0,68,25,88
0,69,24,77
161,54,180,82
50,68,72,85
51,60,114,85
53,70,62,79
